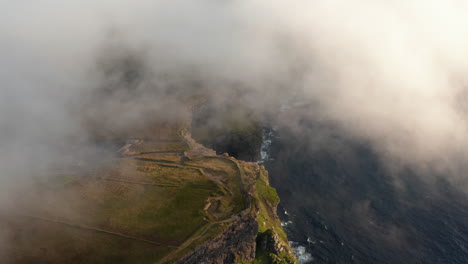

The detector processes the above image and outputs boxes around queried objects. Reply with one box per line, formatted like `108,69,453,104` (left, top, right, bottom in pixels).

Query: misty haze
1,0,468,263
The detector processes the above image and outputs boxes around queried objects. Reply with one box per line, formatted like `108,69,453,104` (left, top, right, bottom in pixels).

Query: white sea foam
258,129,274,164
290,241,313,263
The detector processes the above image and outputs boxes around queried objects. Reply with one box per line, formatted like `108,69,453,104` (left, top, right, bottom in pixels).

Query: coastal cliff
2,103,297,264
164,132,298,264
171,150,298,264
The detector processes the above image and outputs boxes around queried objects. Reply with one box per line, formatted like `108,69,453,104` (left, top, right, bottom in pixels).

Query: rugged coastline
2,105,297,263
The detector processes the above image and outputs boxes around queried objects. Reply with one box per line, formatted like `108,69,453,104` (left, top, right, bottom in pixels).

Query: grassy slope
4,131,297,264
4,140,246,264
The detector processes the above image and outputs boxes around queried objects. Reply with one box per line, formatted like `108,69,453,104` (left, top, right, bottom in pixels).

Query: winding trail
123,152,247,264
98,177,181,187
129,157,234,195
19,215,179,249
155,215,240,264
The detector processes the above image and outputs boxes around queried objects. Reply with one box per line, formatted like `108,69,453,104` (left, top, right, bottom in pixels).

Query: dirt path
124,151,184,156
155,216,240,264
129,158,233,195
117,147,245,263
97,177,181,187
20,215,179,249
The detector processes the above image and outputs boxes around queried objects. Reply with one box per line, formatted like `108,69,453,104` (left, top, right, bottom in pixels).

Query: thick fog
2,0,468,195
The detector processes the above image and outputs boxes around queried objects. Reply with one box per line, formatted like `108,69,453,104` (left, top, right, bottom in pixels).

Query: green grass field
3,136,297,264
3,139,246,264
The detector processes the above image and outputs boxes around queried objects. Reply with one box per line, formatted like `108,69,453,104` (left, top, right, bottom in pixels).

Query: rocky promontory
2,104,297,264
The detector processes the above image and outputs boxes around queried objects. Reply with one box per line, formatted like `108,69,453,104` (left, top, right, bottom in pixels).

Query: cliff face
189,101,298,263
174,213,258,264
170,155,298,264
169,137,298,264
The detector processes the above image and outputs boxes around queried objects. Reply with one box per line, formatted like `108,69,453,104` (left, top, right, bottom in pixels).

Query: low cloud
2,0,468,195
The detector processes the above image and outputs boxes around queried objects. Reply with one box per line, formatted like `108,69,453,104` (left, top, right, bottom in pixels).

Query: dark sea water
191,104,468,264
262,122,468,264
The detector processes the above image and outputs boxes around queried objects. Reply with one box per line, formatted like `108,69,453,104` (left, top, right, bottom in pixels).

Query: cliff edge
2,112,297,263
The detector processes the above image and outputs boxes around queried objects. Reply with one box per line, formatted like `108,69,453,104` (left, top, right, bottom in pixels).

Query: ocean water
262,123,468,264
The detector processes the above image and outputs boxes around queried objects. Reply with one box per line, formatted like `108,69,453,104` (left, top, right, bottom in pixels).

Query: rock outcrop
174,214,258,264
